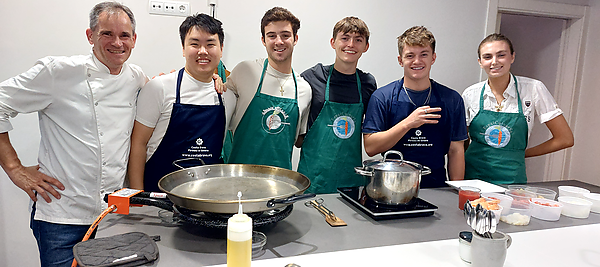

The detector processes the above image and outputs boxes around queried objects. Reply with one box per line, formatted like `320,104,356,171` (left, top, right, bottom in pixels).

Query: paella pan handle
383,150,403,162
172,158,206,169
266,193,316,208
421,166,432,175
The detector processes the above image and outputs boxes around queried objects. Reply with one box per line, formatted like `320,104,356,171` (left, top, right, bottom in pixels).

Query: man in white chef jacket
0,2,147,266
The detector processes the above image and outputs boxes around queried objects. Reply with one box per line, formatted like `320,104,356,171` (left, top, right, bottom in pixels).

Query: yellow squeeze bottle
227,191,252,267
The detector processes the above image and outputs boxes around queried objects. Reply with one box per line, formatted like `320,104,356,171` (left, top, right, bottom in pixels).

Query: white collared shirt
0,52,147,224
462,74,563,139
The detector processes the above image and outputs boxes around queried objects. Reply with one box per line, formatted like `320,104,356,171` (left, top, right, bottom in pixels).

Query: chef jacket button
129,103,132,107
100,190,105,194
95,102,99,106
102,162,107,166
88,74,91,77
100,132,104,136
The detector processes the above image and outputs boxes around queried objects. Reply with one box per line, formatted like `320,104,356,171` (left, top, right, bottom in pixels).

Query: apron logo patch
262,106,290,134
415,130,422,136
483,125,512,148
328,116,355,139
196,138,203,146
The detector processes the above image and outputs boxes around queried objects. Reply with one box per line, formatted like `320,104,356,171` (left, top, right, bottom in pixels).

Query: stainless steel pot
158,163,315,213
354,150,431,205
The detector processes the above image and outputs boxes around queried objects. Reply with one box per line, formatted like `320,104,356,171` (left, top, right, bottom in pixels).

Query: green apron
228,59,299,169
465,75,528,184
297,69,365,194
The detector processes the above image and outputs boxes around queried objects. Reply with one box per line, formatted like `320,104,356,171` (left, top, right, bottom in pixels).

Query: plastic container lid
558,186,590,198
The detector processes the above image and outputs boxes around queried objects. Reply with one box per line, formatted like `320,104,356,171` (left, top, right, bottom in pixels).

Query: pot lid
363,150,422,172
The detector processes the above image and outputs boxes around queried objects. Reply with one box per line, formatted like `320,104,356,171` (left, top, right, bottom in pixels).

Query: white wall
0,0,597,266
568,0,600,185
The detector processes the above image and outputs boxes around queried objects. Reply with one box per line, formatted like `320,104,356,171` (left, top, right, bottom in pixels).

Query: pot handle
172,158,206,169
383,150,404,162
354,166,374,177
421,166,432,175
266,193,316,207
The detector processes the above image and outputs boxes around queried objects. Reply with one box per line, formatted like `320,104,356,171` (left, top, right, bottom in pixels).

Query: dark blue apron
389,79,450,188
144,68,226,192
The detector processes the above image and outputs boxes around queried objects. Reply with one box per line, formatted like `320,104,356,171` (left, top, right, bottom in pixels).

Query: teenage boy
297,17,376,194
225,7,311,169
128,14,235,192
0,2,147,265
362,26,467,188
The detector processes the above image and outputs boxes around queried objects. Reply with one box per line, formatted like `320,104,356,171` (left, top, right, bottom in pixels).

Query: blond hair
397,26,436,55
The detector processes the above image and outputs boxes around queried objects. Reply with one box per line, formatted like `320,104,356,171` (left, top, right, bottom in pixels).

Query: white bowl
530,198,563,221
558,196,592,219
482,192,513,216
582,193,600,213
558,186,590,198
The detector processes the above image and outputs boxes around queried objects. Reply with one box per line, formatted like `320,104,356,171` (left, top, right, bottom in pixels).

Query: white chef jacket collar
87,49,124,75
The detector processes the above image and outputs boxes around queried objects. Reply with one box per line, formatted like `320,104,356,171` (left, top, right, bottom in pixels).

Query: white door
499,13,565,183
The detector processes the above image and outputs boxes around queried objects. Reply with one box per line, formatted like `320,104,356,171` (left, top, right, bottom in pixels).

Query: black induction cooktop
338,187,438,220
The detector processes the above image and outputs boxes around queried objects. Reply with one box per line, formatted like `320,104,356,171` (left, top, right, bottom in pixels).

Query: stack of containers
558,186,593,219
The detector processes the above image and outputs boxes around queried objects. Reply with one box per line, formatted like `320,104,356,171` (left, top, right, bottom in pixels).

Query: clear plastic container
530,198,563,221
558,186,590,198
506,189,536,208
252,231,266,257
558,196,592,219
527,187,557,200
507,185,531,191
482,192,513,216
583,193,600,214
500,201,531,226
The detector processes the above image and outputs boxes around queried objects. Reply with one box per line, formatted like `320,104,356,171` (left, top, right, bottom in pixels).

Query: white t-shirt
225,58,311,139
136,70,236,161
462,74,563,139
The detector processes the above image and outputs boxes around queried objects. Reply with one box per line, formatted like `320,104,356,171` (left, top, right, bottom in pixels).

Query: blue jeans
30,204,95,267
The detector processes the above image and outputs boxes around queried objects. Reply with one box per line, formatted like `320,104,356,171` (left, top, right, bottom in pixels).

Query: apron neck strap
176,68,185,104
217,60,227,83
257,58,298,100
325,66,361,103
480,74,522,113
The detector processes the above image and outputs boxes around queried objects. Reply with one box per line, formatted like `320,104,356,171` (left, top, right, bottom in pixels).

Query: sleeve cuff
0,120,14,133
539,108,563,124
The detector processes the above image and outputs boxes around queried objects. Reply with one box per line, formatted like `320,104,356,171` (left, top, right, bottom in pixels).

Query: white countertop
210,223,600,267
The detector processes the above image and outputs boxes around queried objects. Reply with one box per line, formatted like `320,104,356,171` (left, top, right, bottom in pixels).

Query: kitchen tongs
305,198,347,227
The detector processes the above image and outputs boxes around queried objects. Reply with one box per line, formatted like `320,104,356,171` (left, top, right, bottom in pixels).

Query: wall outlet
148,0,190,17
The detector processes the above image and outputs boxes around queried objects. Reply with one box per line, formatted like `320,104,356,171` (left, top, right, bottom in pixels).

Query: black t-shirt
300,63,377,130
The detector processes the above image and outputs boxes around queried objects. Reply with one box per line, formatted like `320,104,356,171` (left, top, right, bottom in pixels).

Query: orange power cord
71,204,118,267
